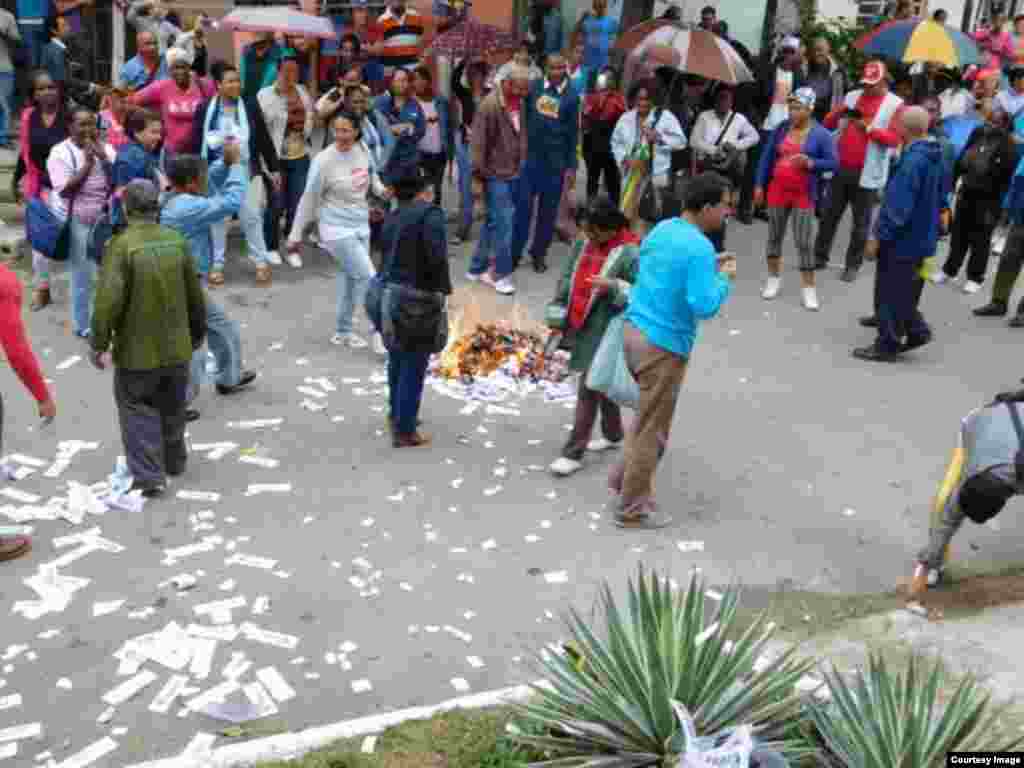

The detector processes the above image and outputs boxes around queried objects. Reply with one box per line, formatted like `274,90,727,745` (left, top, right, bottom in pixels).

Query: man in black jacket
738,35,804,223
190,61,282,284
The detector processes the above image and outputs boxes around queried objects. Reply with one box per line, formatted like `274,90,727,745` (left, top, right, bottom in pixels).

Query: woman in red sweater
0,264,57,562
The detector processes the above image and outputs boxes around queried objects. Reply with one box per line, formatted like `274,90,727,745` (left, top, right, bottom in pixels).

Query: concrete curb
126,680,548,768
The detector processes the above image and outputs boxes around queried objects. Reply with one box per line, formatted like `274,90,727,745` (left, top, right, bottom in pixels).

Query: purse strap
713,111,737,147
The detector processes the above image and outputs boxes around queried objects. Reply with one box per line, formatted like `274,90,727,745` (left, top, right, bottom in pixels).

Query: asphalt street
1,212,1022,766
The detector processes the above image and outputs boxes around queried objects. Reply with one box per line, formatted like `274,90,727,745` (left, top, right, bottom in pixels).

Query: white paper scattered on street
189,637,218,680
0,722,41,743
92,600,125,618
466,656,485,669
450,677,470,692
176,491,222,503
544,570,569,584
226,554,278,570
55,355,82,371
227,419,284,430
677,540,705,553
240,623,300,650
0,488,41,505
0,743,15,760
102,670,158,706
0,695,21,711
351,678,372,693
238,455,280,469
256,666,296,703
149,675,190,714
244,483,292,496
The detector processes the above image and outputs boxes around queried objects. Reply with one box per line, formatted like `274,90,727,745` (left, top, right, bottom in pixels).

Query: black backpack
960,130,1004,191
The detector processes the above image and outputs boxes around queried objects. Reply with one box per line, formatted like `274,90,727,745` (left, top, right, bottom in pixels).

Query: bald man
854,106,943,362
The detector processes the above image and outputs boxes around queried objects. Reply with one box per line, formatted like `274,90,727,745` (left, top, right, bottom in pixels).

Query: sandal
255,265,272,285
208,271,225,287
613,512,673,530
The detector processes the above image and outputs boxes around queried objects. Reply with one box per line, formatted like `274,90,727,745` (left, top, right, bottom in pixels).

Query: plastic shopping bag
586,314,639,409
673,702,753,768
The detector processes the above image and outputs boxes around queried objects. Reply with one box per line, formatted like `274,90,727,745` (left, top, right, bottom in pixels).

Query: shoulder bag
26,147,79,262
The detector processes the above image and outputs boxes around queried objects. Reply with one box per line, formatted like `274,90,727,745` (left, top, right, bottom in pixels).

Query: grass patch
255,708,545,768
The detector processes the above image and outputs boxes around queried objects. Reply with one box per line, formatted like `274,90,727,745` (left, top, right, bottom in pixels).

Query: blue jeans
211,166,269,269
453,133,473,235
0,73,14,144
326,234,375,335
18,23,46,68
264,156,310,251
513,159,566,266
188,288,242,402
69,217,95,336
388,350,431,435
469,176,519,279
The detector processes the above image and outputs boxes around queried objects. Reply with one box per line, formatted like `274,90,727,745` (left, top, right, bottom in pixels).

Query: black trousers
115,365,189,487
944,191,1000,283
420,151,447,208
875,247,931,354
583,147,622,205
813,167,878,270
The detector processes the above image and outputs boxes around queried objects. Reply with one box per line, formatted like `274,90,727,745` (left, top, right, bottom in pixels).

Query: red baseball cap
861,60,888,85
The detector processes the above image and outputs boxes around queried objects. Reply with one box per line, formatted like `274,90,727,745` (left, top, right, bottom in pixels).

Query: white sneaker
801,285,820,311
493,277,516,295
549,456,584,476
479,272,497,288
587,437,621,452
331,332,368,349
266,251,283,266
963,280,982,295
286,252,303,269
761,276,782,300
465,271,482,283
372,333,387,357
929,270,948,285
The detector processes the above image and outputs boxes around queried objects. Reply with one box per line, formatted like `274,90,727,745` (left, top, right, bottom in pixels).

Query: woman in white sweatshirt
288,111,388,354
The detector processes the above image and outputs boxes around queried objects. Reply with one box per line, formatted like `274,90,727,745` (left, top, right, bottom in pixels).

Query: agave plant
808,652,1024,767
512,565,819,767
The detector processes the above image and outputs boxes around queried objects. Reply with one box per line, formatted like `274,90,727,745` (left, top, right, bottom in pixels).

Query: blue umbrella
940,114,982,158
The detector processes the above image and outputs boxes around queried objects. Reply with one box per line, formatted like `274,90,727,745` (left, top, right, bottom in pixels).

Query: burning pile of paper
433,298,569,384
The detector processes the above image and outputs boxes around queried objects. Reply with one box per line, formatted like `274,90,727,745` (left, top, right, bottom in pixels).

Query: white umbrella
219,6,337,40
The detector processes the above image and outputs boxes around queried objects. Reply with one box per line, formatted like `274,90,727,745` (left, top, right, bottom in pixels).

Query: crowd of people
1,0,1023,561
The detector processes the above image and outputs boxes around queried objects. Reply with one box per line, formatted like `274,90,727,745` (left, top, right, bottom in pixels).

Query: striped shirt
377,7,425,75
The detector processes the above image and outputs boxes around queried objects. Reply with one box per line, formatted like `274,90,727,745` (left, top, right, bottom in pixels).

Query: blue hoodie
874,138,943,262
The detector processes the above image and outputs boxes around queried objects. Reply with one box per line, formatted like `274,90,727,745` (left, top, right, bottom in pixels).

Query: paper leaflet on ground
13,566,92,620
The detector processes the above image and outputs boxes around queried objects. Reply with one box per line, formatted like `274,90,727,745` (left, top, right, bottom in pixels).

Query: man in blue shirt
609,173,735,529
160,147,257,421
575,0,618,86
119,30,167,89
16,0,49,68
855,106,942,362
512,53,579,274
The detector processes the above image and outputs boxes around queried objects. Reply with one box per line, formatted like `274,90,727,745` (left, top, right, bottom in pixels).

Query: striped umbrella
220,7,337,40
615,23,753,85
855,19,980,67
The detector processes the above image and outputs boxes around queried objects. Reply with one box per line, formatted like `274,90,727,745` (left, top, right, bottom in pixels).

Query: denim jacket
160,163,244,276
374,93,426,178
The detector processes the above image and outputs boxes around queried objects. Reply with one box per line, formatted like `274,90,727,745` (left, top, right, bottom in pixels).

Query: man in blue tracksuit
160,144,257,421
512,52,579,274
854,106,943,362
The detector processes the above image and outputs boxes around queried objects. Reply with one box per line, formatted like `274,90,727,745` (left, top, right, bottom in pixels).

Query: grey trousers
115,365,189,487
766,205,816,270
813,167,879,270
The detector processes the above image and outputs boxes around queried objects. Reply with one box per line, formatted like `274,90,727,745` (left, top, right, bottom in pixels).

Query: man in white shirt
691,87,760,201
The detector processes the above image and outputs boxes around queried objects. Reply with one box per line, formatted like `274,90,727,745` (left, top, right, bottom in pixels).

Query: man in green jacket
90,180,207,498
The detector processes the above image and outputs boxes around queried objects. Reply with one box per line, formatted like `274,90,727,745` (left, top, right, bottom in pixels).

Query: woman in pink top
99,87,132,149
974,12,1013,69
131,47,214,157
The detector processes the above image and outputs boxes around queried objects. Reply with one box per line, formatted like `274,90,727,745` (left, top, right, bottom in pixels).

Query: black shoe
185,409,200,423
859,315,879,328
131,480,166,498
840,267,859,283
532,258,548,274
902,333,933,352
754,209,769,222
853,344,902,362
736,213,753,225
974,301,1008,317
1009,314,1024,328
815,259,829,271
216,370,257,396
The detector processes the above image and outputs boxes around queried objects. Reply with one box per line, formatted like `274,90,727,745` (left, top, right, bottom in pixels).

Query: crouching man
90,180,207,498
915,386,1024,588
